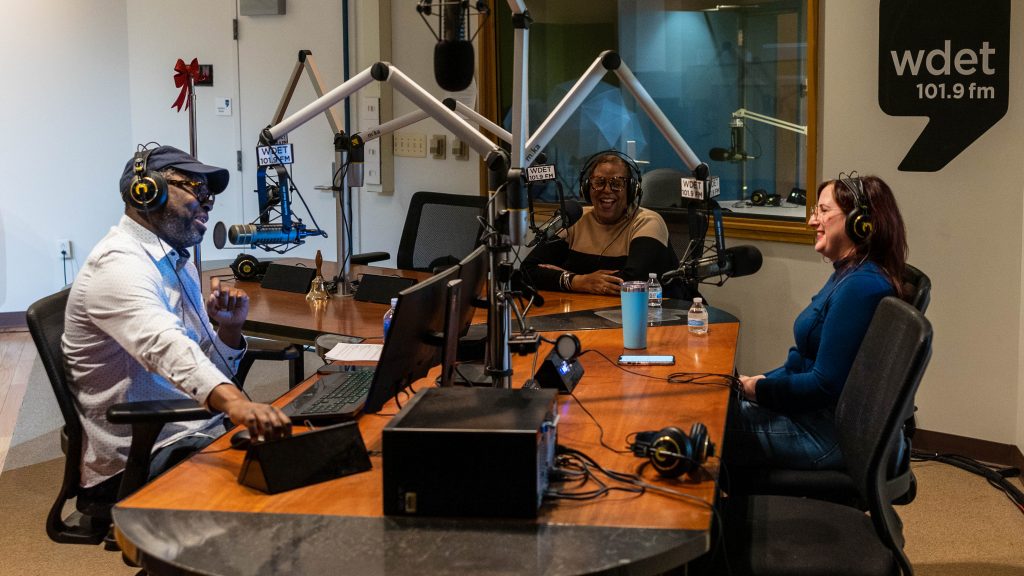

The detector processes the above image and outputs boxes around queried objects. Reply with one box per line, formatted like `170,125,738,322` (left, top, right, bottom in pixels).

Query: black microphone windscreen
727,245,763,277
434,40,475,92
709,147,732,162
213,221,227,249
563,200,584,226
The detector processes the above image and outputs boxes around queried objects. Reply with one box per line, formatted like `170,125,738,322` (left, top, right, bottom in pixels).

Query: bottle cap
694,297,703,304
390,297,398,307
649,272,657,278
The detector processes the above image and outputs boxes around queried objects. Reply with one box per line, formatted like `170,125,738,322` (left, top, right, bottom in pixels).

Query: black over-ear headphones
123,147,169,212
630,422,715,479
839,172,873,243
578,150,643,206
749,189,781,207
230,253,269,282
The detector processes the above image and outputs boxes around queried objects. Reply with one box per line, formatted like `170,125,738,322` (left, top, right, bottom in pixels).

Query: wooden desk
205,260,428,344
116,275,740,575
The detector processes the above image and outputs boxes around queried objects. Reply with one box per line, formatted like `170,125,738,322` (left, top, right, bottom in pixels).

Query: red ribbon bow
171,58,207,112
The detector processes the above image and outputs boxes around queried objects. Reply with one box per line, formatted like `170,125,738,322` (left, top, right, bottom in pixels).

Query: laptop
353,273,417,304
282,264,460,423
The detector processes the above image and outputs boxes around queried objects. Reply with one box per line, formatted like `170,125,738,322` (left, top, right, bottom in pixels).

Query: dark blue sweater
755,260,894,413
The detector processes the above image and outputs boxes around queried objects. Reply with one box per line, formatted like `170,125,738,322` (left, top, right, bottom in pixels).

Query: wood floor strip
0,333,35,474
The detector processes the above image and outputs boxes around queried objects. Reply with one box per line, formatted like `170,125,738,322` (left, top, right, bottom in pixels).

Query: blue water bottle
383,297,398,340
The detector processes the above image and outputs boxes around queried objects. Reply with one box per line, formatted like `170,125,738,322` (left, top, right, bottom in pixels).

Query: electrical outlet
58,239,72,260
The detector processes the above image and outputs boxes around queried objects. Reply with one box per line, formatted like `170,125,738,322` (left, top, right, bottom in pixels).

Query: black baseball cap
119,145,230,198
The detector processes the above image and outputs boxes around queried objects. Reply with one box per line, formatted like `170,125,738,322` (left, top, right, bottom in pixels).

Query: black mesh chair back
835,296,933,574
26,288,110,544
902,263,931,313
397,191,487,272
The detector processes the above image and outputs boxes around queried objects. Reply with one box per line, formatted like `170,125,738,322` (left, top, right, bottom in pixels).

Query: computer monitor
364,264,460,413
455,244,488,336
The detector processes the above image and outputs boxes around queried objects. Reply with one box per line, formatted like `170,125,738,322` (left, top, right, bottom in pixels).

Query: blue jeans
148,434,218,480
724,397,843,471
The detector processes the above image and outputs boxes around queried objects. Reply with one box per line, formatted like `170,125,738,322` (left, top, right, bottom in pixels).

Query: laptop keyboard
304,370,375,414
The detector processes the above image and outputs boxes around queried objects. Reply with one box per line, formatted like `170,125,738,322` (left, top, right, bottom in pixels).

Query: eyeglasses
810,203,838,219
589,176,628,192
166,178,213,204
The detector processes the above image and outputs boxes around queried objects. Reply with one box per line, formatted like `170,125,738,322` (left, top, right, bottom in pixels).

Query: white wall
705,1,1024,449
0,1,132,311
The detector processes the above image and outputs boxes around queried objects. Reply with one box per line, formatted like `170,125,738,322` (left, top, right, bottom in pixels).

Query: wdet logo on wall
879,0,1010,172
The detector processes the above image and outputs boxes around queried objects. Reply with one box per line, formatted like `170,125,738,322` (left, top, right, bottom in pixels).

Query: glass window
488,0,816,242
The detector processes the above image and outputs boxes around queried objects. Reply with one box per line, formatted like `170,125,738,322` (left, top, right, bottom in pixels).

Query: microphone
506,169,528,246
347,143,365,188
528,200,583,247
662,245,763,285
227,224,311,247
421,1,475,92
709,147,757,162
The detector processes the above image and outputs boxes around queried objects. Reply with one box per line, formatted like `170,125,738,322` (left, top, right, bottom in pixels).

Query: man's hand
738,374,765,402
571,270,622,296
209,383,292,442
207,277,248,347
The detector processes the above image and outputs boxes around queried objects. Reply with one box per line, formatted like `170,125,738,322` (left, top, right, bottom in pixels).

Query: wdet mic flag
417,1,489,92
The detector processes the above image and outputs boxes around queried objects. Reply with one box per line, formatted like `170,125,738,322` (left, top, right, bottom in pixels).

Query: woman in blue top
725,173,908,470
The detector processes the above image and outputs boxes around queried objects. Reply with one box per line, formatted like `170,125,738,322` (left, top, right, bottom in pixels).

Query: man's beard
155,209,204,251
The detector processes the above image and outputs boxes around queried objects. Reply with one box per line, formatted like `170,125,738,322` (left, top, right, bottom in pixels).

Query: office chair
26,288,210,545
725,264,932,508
719,297,932,576
234,337,305,390
397,191,488,272
640,168,688,209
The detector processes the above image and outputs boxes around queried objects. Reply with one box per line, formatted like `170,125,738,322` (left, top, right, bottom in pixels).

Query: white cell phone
617,354,676,366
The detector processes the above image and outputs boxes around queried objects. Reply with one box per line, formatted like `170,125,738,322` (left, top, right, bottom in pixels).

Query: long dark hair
820,175,907,297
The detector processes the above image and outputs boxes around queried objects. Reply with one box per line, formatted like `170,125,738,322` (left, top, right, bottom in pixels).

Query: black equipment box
382,387,558,518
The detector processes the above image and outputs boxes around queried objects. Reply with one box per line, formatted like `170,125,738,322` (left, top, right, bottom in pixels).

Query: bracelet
559,271,576,291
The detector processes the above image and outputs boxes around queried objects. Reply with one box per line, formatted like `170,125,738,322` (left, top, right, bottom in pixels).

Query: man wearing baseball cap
63,144,292,503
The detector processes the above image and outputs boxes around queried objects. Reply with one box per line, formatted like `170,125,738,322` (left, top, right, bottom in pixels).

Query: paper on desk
325,343,383,362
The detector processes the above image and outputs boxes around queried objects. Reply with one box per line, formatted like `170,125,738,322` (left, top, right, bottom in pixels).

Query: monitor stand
448,361,496,387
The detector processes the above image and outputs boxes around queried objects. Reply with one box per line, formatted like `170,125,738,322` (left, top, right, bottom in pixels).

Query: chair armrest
245,338,303,361
106,399,211,500
351,251,390,266
106,399,209,425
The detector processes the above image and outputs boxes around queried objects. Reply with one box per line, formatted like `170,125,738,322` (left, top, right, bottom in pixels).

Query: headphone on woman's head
838,171,873,243
123,147,169,212
578,150,643,206
630,422,715,479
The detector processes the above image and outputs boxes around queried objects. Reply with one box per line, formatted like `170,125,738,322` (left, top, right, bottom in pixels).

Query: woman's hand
738,374,766,401
571,270,623,296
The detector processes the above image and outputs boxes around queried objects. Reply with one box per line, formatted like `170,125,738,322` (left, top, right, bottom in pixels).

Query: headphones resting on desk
578,150,643,206
630,422,715,479
230,253,270,282
749,189,781,207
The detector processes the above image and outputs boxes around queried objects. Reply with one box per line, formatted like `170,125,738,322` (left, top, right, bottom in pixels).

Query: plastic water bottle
383,297,398,341
647,273,663,308
688,297,708,335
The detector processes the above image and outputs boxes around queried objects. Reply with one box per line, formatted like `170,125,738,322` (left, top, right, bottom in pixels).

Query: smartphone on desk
617,354,676,366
